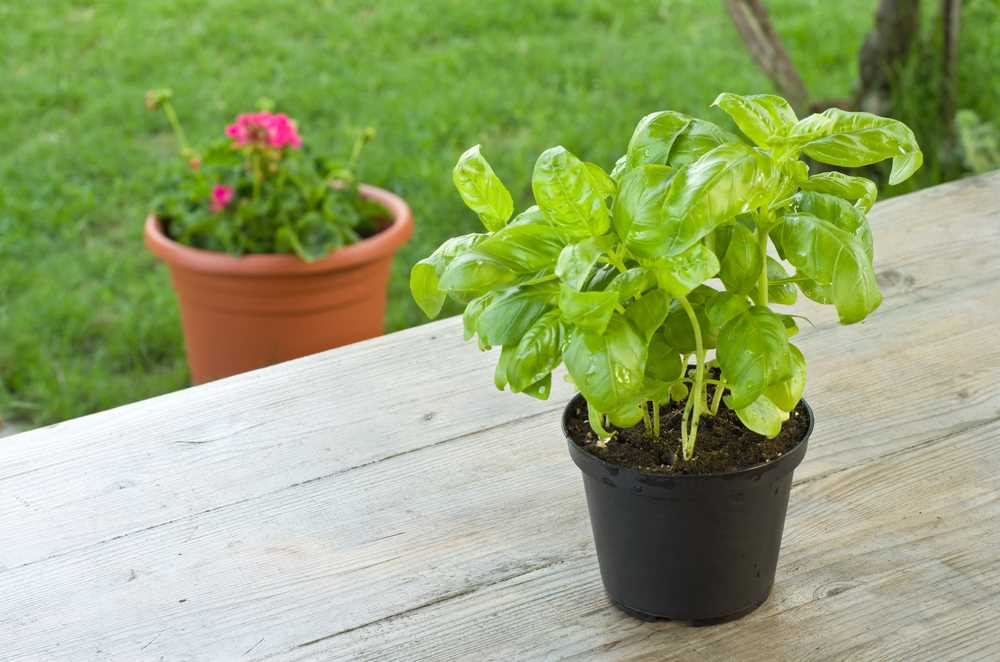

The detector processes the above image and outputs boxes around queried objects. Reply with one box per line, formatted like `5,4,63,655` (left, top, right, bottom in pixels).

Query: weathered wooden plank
0,323,574,571
2,269,998,659
0,173,998,660
267,420,1000,662
1,173,996,575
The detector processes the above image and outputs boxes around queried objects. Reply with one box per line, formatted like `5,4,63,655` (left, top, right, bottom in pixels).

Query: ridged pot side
564,393,813,623
145,184,414,383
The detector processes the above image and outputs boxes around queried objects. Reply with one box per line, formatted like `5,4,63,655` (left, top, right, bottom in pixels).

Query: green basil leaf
609,155,628,183
475,222,568,272
438,252,518,294
613,164,675,258
521,373,553,400
587,400,612,439
780,313,800,337
797,271,833,304
410,263,446,319
509,310,563,392
771,160,810,207
410,233,486,317
799,171,878,212
585,162,617,198
477,285,556,346
494,344,515,391
654,243,721,298
663,295,718,352
657,143,779,257
532,146,610,237
626,110,692,170
710,223,733,258
507,205,546,227
784,108,923,185
784,191,873,260
606,400,646,428
556,236,613,290
719,221,762,294
705,290,751,330
735,394,789,438
717,306,792,410
712,92,797,147
584,263,618,292
463,292,494,341
563,315,647,413
646,332,683,383
776,213,881,324
765,257,797,305
559,287,617,334
607,267,657,303
764,343,806,411
644,377,675,407
453,145,514,232
666,118,742,168
624,290,670,343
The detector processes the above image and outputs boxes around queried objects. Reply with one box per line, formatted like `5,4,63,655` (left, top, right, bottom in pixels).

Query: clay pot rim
144,183,414,276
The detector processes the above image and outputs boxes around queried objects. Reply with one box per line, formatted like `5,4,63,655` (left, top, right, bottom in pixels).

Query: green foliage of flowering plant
146,90,382,261
411,93,922,459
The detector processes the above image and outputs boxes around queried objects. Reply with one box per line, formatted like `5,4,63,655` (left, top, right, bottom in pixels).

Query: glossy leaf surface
666,118,741,168
656,143,778,257
718,221,762,294
717,306,791,410
625,111,691,170
453,145,514,231
532,146,610,237
558,287,617,334
564,315,646,413
476,284,556,347
508,310,563,392
712,92,797,147
556,236,613,291
613,164,674,258
784,108,923,185
735,395,789,437
654,243,721,297
764,343,806,411
410,233,486,318
799,171,878,212
776,213,881,323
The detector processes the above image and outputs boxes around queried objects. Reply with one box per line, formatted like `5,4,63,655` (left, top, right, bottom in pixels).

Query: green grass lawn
0,0,995,426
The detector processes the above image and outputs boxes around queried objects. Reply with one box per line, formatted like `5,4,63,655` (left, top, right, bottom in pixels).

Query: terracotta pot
145,184,414,384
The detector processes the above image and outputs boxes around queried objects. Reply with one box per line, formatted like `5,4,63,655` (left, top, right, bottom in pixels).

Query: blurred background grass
1,0,997,426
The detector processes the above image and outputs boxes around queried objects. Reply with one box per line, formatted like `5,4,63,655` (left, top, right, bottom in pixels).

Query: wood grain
1,172,998,661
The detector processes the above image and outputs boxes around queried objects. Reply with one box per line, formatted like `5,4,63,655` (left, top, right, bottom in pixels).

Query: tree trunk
940,0,961,145
855,0,922,114
724,0,809,110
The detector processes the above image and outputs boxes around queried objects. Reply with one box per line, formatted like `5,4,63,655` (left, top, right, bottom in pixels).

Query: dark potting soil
566,373,810,475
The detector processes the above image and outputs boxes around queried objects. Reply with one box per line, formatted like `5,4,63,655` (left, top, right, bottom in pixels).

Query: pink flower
210,184,235,212
224,112,302,149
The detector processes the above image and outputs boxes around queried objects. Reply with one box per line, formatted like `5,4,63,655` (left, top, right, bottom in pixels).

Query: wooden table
3,173,999,661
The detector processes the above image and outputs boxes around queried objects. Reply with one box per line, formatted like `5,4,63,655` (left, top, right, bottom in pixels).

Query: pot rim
144,183,414,276
563,392,813,485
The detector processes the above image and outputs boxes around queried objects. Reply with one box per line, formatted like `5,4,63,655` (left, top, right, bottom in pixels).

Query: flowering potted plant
411,93,921,623
144,91,413,383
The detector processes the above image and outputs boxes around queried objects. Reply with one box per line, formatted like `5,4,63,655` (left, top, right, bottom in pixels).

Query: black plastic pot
564,394,813,624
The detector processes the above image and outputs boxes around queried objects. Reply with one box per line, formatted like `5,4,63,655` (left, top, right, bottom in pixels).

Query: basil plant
411,93,922,459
